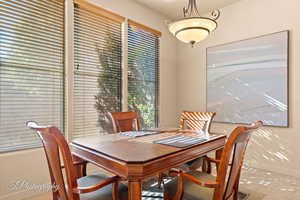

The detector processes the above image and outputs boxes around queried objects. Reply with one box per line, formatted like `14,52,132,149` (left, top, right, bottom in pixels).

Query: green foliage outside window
95,29,158,132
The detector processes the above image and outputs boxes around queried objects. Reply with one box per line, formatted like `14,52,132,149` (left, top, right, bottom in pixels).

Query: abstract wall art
206,31,289,127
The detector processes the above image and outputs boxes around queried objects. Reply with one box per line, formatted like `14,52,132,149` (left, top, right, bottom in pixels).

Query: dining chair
157,111,216,189
179,111,216,132
164,120,263,200
179,111,216,172
27,121,128,200
108,111,141,133
108,112,164,198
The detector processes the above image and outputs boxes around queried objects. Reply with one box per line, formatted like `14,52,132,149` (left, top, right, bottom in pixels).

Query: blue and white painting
207,31,288,127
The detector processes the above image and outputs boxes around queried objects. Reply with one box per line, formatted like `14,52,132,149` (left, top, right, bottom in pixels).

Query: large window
0,0,65,152
128,21,160,128
0,0,161,152
73,2,123,138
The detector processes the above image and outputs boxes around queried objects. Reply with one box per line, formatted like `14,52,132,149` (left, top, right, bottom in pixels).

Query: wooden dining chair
178,111,216,172
108,112,163,197
108,111,141,133
164,120,263,200
179,111,216,132
27,121,128,200
157,112,216,188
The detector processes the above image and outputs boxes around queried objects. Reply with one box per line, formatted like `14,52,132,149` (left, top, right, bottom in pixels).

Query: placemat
153,135,208,148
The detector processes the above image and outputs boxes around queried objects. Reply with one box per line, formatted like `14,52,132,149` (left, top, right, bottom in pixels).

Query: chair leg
173,174,184,200
164,192,170,200
72,155,87,178
112,182,119,200
74,162,87,178
82,162,87,177
158,173,164,189
202,156,211,174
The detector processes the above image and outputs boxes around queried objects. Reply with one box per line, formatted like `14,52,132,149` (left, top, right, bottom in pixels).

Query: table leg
71,154,87,178
128,180,142,200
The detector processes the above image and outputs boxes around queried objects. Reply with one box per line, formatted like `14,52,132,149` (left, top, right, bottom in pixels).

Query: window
128,21,160,128
0,0,64,152
0,0,161,152
73,1,124,138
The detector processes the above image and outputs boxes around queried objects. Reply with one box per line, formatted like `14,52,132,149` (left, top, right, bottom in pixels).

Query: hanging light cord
183,0,200,17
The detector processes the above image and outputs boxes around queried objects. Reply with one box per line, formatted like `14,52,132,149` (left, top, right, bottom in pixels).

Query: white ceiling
133,0,242,19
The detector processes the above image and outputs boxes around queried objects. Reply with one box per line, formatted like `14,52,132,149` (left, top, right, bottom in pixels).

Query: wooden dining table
70,129,226,200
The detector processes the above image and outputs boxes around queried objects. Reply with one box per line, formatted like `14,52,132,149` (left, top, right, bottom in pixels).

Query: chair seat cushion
78,174,128,200
164,171,216,200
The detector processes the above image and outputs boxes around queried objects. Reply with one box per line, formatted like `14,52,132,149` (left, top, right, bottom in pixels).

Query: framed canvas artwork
206,31,289,127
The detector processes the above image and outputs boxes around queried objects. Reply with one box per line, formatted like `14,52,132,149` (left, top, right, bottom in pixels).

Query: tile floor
239,166,300,200
26,166,300,200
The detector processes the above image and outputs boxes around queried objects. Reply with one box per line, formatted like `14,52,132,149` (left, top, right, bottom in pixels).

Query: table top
71,130,226,163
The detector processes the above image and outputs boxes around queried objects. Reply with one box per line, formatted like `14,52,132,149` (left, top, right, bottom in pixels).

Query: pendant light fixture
168,0,220,47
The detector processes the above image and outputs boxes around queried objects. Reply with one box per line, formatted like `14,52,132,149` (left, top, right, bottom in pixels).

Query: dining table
70,129,226,200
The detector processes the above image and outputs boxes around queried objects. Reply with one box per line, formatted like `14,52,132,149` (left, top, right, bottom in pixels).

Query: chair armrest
181,173,219,189
73,176,120,194
169,170,219,189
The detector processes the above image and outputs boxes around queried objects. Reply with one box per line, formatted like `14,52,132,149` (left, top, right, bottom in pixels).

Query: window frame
73,1,123,138
67,1,161,139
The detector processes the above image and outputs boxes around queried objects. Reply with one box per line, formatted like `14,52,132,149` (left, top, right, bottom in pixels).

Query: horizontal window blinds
0,0,64,152
128,22,160,129
74,3,122,138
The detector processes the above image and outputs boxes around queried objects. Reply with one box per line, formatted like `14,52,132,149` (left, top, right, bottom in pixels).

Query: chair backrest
213,121,263,200
27,121,79,200
108,111,141,133
179,111,216,132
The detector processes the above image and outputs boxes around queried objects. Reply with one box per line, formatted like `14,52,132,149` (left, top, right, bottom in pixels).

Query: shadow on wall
211,123,299,199
248,128,291,165
211,123,292,167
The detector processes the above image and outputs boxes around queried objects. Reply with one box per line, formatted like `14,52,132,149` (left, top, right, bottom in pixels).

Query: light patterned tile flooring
239,166,300,200
26,167,300,200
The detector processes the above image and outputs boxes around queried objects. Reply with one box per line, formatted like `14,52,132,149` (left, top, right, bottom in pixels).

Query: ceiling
133,0,242,19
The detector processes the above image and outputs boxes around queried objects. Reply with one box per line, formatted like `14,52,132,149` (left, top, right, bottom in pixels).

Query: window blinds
128,21,160,129
0,0,64,152
73,2,123,138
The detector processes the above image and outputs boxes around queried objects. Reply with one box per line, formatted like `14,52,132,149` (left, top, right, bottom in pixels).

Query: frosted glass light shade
176,28,209,44
169,17,217,44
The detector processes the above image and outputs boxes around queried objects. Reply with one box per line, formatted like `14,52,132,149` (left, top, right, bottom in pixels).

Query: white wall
0,0,178,199
177,0,300,177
